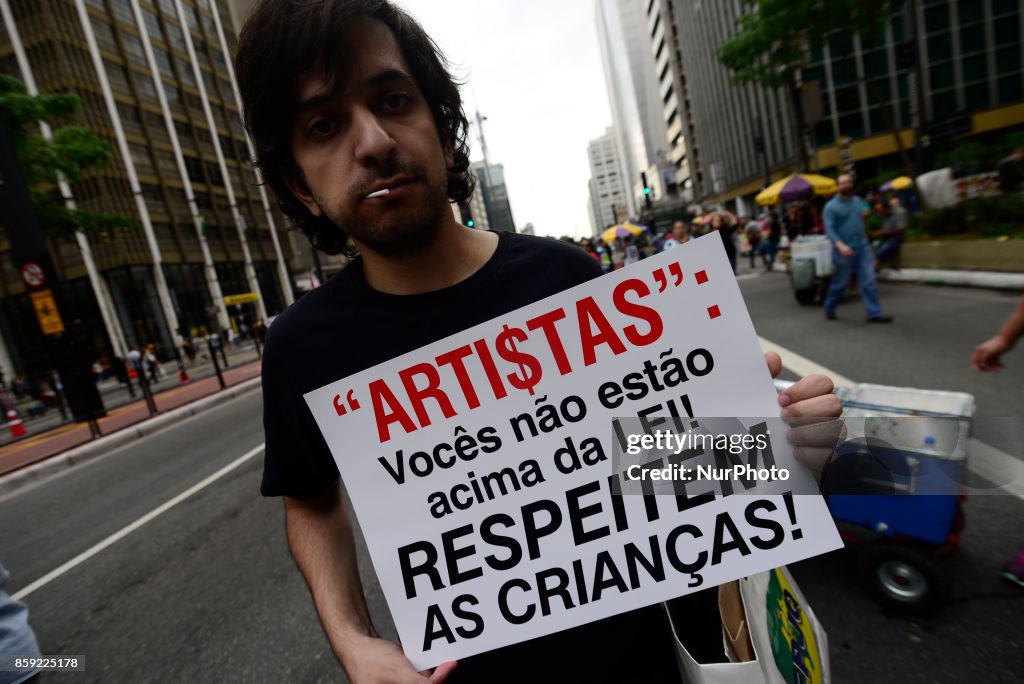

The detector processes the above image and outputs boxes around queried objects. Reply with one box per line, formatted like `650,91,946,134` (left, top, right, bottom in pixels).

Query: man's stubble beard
318,159,451,256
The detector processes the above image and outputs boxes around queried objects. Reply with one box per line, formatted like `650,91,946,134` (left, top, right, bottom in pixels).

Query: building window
91,16,118,52
176,57,195,85
104,59,131,94
134,71,158,100
998,76,1023,104
142,8,163,41
837,113,864,138
923,3,950,33
964,82,990,112
153,47,173,77
931,90,957,118
962,54,987,82
957,2,983,23
926,33,952,62
929,62,954,90
994,17,1020,47
996,46,1022,76
959,23,985,54
992,0,1017,16
111,0,135,26
122,34,145,63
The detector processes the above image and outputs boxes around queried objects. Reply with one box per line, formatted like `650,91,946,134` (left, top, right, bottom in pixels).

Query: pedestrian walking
822,174,892,323
236,2,841,681
610,238,625,269
708,213,736,273
661,220,688,250
144,345,161,384
623,235,640,266
759,211,781,271
743,216,761,268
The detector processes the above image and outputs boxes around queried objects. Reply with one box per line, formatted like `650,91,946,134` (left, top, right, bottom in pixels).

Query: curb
0,377,263,498
770,261,1024,289
878,268,1024,289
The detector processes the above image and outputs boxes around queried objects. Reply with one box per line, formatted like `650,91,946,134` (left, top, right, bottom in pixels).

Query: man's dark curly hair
235,0,474,255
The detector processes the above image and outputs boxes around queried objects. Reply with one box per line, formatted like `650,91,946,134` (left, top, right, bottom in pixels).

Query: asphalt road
1,268,1022,683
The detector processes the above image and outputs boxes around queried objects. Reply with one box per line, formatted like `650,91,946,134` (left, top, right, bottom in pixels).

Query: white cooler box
790,235,832,277
840,383,974,462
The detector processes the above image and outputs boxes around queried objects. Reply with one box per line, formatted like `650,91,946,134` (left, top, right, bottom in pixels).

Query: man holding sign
237,1,842,681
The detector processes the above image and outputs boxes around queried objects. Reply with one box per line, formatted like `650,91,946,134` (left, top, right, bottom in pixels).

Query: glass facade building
0,0,296,375
651,0,1024,210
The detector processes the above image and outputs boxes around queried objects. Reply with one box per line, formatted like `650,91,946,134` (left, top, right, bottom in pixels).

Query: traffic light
641,172,652,210
458,201,475,228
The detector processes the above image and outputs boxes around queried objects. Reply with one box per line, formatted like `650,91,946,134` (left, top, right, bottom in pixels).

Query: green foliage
936,131,1024,176
0,75,131,240
717,1,892,88
908,195,1024,239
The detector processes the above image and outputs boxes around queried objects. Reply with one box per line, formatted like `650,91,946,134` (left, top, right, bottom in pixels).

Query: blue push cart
827,383,974,610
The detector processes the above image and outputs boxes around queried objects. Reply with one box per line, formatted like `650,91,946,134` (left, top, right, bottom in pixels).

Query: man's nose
351,107,396,166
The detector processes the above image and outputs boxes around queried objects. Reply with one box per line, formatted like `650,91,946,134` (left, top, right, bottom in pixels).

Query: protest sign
304,235,842,670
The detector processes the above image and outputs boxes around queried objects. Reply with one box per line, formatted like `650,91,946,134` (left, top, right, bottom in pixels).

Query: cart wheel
794,288,817,305
859,542,944,611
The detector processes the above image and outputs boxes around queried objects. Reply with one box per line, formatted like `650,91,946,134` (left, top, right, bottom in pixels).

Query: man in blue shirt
822,174,893,323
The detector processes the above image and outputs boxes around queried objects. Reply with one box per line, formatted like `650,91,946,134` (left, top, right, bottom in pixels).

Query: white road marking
758,336,857,388
12,444,265,601
759,336,1023,500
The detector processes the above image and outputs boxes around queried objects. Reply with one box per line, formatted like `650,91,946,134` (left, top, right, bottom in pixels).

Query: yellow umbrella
600,222,647,243
881,176,913,191
756,173,838,206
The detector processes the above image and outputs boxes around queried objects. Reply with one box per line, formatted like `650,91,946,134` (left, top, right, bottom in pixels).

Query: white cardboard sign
304,235,842,670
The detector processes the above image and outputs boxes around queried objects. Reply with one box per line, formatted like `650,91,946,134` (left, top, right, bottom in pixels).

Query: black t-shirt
261,230,680,682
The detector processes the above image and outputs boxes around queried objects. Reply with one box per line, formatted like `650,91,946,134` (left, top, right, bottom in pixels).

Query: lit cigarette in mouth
365,188,390,199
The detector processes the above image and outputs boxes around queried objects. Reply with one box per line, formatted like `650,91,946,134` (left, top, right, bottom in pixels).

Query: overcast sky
396,0,613,239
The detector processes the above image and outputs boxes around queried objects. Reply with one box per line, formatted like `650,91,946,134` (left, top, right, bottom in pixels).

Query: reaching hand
972,335,1012,372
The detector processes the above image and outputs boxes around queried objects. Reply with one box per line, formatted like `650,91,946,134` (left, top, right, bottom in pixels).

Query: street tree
0,74,130,240
717,0,893,173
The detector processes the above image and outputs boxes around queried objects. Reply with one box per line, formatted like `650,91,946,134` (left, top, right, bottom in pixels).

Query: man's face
837,175,854,196
672,222,686,240
285,18,453,255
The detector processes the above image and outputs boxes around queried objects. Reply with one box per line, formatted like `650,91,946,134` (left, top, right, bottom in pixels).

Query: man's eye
382,93,409,112
308,119,337,139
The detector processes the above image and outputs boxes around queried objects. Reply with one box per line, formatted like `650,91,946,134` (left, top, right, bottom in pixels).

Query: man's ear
282,165,323,217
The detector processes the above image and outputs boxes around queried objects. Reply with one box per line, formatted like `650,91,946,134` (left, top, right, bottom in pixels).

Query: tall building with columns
0,0,297,376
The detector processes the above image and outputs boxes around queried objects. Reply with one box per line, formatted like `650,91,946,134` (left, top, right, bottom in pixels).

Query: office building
0,0,296,377
587,127,628,234
642,0,701,200
470,161,516,233
594,0,676,212
671,0,1024,211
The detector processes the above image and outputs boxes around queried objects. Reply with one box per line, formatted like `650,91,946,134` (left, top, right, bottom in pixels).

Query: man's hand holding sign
304,237,842,673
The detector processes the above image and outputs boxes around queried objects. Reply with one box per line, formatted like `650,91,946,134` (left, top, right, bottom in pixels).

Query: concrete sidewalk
0,360,263,496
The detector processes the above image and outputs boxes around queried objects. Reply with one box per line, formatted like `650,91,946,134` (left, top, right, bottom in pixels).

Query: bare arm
972,297,1024,372
284,483,456,683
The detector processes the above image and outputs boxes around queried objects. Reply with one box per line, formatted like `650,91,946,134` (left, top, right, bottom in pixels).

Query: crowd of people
572,183,916,279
